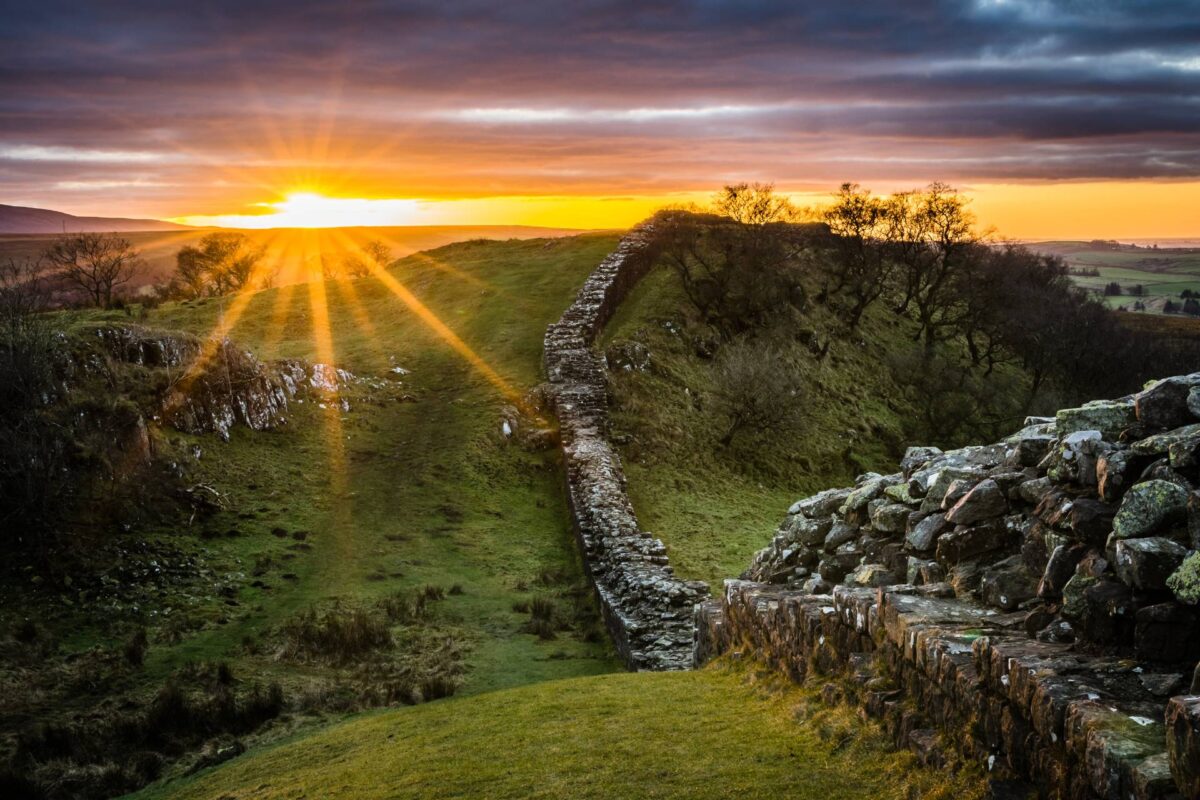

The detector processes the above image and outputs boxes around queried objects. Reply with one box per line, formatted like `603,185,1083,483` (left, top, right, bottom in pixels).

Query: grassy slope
601,266,911,590
136,664,983,800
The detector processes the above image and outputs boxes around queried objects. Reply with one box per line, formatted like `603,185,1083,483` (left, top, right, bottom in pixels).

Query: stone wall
696,377,1200,798
544,223,710,671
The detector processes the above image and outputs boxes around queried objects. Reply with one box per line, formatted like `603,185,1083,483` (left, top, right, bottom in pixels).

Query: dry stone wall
544,223,710,671
696,376,1200,798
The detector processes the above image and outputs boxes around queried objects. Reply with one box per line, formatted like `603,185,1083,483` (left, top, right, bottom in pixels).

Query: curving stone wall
696,375,1200,798
544,223,710,671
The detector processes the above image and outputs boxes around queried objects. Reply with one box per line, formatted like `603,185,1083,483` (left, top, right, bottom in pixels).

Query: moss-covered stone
1055,400,1136,438
1167,552,1200,604
1112,479,1188,539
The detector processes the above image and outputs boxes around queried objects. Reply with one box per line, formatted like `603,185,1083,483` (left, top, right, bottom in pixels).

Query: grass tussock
278,604,392,664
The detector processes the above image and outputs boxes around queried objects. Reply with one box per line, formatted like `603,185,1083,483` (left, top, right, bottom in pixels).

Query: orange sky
165,182,1200,242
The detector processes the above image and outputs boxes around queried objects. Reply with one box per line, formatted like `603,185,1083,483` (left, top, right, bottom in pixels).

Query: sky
1,0,1198,238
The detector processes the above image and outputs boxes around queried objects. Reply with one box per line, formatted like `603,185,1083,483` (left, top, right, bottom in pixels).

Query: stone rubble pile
697,375,1200,798
544,224,710,671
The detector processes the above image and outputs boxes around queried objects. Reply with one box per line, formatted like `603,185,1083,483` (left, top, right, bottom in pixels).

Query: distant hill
0,203,193,233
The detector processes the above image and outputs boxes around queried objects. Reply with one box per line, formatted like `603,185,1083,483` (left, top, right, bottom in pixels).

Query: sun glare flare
178,192,423,229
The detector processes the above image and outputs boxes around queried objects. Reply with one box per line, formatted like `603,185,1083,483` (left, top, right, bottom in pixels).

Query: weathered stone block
1136,375,1200,430
936,519,1013,565
1135,603,1200,663
1038,543,1088,600
906,511,948,552
870,502,912,535
1166,695,1200,799
1056,400,1136,438
1114,537,1188,591
980,556,1038,611
946,478,1008,525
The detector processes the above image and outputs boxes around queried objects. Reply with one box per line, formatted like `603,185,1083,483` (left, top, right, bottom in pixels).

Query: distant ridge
0,203,193,233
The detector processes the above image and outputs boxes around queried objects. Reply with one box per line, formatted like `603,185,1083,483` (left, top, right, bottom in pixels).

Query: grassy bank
135,663,984,800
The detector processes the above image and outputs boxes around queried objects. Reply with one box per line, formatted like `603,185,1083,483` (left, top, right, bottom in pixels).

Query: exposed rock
823,521,859,551
1067,498,1116,545
782,514,834,547
1016,476,1053,505
1046,430,1109,486
1112,479,1189,539
1131,423,1200,457
847,563,900,588
945,478,1007,525
1009,430,1055,468
1113,537,1188,591
1189,491,1200,550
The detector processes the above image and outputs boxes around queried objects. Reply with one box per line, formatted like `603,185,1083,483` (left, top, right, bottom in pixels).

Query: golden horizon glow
164,182,1200,241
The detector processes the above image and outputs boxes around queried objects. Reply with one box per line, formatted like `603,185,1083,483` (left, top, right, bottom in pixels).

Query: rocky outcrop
697,374,1200,797
544,223,710,671
85,324,351,440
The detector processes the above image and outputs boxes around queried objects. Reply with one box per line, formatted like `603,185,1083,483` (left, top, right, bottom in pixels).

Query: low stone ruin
544,224,710,671
696,375,1200,798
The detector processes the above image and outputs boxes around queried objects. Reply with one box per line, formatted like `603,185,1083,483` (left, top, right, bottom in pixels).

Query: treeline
10,231,394,310
652,183,1200,446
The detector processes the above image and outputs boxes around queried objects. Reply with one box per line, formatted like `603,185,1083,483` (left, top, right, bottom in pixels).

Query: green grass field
1036,241,1200,315
133,663,983,800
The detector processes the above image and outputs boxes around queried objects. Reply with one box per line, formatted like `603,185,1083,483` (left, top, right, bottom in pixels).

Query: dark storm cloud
1,0,1198,208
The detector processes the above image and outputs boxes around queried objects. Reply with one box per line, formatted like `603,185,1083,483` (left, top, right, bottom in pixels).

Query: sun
174,192,424,229
264,192,423,228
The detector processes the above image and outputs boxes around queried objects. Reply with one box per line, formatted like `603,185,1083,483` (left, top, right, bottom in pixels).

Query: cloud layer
1,0,1197,216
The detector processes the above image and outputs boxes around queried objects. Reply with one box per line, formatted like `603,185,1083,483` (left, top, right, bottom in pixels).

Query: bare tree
362,239,392,269
714,182,796,225
342,239,393,278
43,232,142,307
884,182,981,350
821,183,895,328
711,340,805,447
